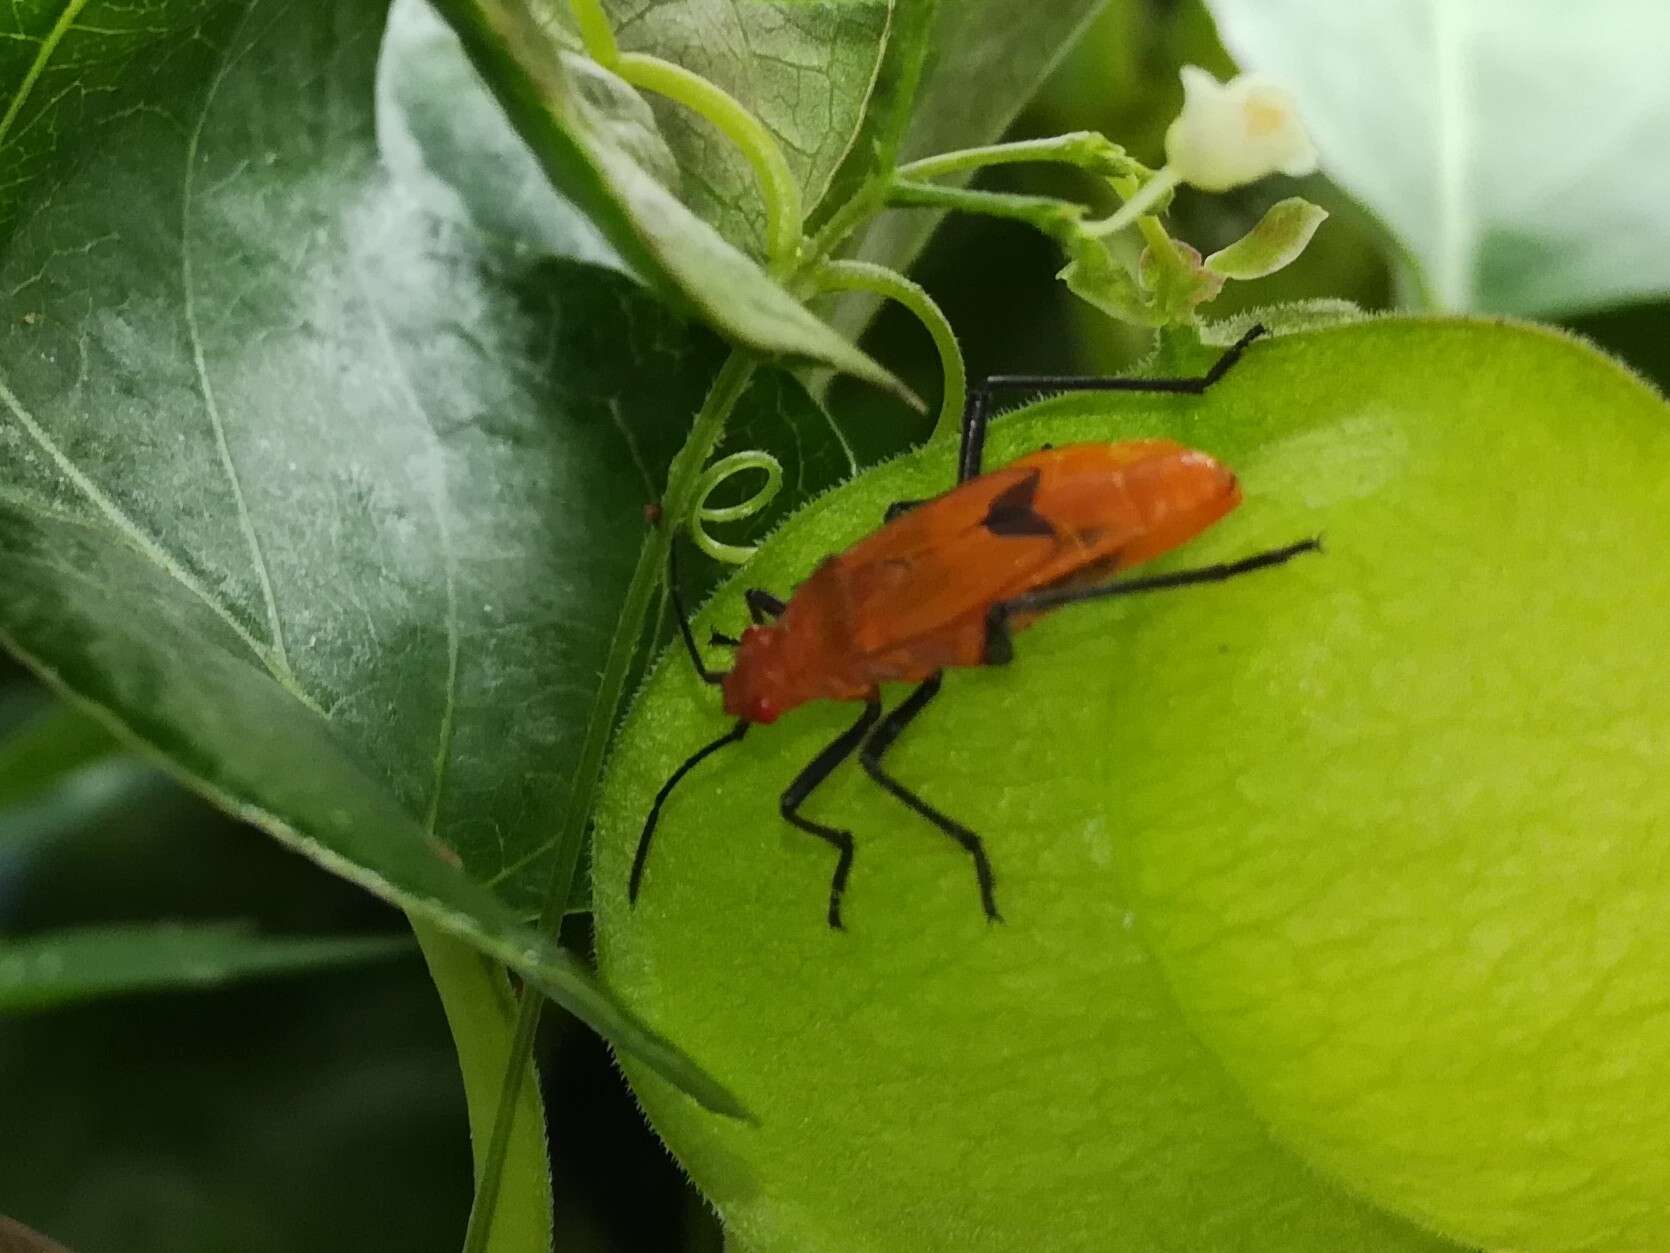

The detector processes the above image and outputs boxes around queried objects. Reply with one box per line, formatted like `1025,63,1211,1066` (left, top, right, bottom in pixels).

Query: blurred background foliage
3,0,1667,1250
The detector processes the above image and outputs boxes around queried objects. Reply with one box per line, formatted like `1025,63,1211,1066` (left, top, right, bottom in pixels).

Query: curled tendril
687,450,784,564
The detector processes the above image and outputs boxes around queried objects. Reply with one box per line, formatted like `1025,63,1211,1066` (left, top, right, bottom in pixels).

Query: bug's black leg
994,537,1321,626
883,499,927,524
779,697,883,930
630,719,750,906
957,323,1268,482
859,673,1002,923
956,385,994,484
669,543,727,685
982,605,1015,666
710,630,741,647
745,588,787,624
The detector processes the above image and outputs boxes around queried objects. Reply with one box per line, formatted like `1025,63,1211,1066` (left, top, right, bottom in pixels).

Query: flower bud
1164,66,1317,192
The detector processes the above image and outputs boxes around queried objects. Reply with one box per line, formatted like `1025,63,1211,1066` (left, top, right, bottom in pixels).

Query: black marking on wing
982,469,1054,538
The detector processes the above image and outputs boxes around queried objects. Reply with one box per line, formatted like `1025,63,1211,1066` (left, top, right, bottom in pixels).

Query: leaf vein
180,5,293,680
0,0,93,152
0,372,284,680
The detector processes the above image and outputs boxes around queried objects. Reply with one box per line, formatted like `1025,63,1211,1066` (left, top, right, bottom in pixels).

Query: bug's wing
834,468,1070,656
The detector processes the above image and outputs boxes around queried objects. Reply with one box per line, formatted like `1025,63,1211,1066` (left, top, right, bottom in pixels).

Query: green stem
897,132,1130,182
565,0,619,66
415,919,553,1253
799,174,889,277
887,179,1085,241
1135,214,1190,286
461,353,760,1253
1083,167,1182,238
615,52,803,271
813,259,964,443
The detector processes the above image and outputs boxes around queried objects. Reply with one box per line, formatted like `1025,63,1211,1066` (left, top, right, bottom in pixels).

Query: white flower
1164,66,1318,193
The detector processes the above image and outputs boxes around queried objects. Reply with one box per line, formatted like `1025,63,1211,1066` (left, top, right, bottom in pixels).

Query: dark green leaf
812,0,940,225
0,0,800,1113
0,759,158,854
0,693,142,856
426,0,908,398
0,1,220,246
0,700,117,812
0,922,411,1013
904,0,1112,170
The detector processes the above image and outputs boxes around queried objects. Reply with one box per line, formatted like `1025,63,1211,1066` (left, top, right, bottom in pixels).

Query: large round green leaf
594,317,1670,1250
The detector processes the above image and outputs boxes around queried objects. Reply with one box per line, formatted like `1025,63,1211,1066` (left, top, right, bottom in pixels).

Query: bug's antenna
669,540,728,685
630,718,750,905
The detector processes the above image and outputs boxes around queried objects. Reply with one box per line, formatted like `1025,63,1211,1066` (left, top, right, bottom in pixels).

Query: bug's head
721,626,789,724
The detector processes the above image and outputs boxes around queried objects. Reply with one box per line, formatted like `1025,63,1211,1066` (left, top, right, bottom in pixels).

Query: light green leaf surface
0,0,801,1112
598,0,893,251
1205,196,1329,280
593,320,1468,1252
598,316,1670,1250
427,0,906,396
1205,0,1670,314
0,921,410,1013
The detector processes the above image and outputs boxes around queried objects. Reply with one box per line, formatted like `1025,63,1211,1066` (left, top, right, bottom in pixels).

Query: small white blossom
1164,66,1318,193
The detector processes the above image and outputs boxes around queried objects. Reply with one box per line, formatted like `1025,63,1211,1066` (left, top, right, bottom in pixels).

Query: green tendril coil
688,450,784,564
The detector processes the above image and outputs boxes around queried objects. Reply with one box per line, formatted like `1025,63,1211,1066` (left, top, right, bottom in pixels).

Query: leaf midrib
182,16,296,683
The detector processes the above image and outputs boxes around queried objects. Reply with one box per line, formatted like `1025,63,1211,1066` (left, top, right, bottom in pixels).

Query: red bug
630,325,1318,928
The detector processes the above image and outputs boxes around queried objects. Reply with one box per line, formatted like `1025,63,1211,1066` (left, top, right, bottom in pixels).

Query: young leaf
1139,239,1226,319
1205,0,1670,313
426,0,911,399
0,0,792,1114
1058,237,1159,326
0,922,410,1013
1205,196,1330,280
